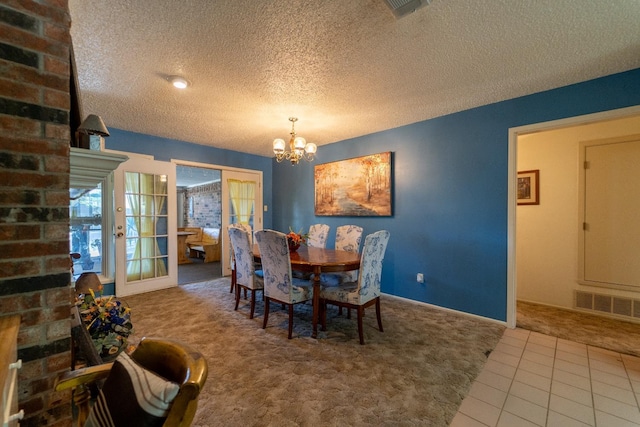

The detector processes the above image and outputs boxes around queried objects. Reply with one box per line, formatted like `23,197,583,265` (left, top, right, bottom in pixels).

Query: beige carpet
517,300,640,357
123,278,505,426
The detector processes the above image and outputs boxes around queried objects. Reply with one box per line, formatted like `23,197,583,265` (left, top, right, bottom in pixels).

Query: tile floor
451,328,640,426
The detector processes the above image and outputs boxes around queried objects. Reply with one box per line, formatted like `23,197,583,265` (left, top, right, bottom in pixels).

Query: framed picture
517,169,540,205
314,152,392,216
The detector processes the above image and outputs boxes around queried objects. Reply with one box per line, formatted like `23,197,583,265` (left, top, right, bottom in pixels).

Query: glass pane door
114,156,176,297
228,178,256,229
221,169,262,276
124,172,169,281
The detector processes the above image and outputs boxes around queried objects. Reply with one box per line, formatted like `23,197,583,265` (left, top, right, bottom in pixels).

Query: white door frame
506,105,640,328
171,159,263,276
220,169,263,276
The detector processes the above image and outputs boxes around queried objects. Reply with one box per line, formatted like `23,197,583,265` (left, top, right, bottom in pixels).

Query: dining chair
228,223,253,294
254,229,314,339
228,226,264,319
307,223,330,248
318,224,364,316
320,230,390,344
323,225,363,284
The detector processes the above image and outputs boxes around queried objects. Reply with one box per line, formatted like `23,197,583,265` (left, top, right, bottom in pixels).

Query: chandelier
272,117,317,165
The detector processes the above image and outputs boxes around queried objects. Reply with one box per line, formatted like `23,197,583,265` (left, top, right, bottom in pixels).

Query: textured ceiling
68,0,640,157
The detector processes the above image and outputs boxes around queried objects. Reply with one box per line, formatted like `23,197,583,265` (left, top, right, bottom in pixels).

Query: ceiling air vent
384,0,431,19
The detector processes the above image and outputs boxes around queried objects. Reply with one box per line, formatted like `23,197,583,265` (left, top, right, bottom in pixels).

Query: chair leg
287,304,294,339
375,297,383,332
263,297,270,329
357,306,365,345
234,284,241,311
230,267,236,293
249,290,256,319
73,384,92,427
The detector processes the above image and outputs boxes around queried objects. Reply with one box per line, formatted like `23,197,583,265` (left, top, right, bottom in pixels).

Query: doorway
175,164,222,285
507,105,640,327
173,160,263,285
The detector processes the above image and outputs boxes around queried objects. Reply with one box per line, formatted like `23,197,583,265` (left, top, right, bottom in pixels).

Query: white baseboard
382,293,508,328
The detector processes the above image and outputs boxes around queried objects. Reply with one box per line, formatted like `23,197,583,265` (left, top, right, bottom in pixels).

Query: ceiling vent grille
384,0,431,19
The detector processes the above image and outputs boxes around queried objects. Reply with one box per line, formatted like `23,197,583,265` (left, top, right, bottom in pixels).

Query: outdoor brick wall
0,1,73,425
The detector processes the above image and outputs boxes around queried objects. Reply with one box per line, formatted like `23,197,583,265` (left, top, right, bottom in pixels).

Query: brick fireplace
0,1,74,425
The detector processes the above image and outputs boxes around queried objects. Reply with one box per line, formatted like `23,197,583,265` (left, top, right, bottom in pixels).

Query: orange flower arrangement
286,227,308,251
286,227,308,245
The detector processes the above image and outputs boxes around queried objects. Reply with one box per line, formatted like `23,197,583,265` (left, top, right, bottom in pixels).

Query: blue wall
104,130,274,228
103,68,640,322
273,68,640,322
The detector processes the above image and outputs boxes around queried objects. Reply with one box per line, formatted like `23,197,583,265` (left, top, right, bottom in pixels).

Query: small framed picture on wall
517,170,539,205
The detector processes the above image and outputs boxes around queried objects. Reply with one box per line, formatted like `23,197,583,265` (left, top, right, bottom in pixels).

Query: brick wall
185,181,222,228
0,1,73,426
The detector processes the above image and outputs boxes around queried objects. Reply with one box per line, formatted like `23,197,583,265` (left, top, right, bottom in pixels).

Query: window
69,148,128,282
70,184,103,278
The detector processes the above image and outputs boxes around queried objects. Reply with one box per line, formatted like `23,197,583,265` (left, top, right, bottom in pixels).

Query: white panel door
114,156,177,296
583,137,640,289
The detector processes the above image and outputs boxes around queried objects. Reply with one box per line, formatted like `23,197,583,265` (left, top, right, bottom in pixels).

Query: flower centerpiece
286,227,308,252
76,284,134,360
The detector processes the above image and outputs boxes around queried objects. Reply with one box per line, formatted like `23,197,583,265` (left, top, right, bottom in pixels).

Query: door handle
116,232,124,238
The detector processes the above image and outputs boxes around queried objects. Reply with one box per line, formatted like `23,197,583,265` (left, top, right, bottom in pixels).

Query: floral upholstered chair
228,223,254,294
307,223,330,248
320,230,390,344
254,229,313,339
323,224,363,284
228,226,264,319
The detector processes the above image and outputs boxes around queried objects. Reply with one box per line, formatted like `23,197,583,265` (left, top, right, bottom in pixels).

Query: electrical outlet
416,273,424,283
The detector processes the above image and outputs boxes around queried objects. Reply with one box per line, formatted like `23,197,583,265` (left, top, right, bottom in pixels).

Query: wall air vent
574,290,640,323
384,0,431,19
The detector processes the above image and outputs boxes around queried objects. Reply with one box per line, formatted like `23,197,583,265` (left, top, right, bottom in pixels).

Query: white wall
517,115,640,309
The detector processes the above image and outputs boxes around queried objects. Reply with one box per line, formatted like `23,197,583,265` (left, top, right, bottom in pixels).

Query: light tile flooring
451,328,640,427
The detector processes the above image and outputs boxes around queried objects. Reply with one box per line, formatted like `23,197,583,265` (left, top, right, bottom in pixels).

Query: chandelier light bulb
273,139,285,154
305,143,317,154
272,117,317,165
293,137,306,150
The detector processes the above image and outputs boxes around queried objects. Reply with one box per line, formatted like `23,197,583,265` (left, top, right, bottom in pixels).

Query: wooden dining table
253,245,360,338
177,231,196,264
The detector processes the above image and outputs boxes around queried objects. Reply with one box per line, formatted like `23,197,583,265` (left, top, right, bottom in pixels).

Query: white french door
221,169,263,276
114,156,177,296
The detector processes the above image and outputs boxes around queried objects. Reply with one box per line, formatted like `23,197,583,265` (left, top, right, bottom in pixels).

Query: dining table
253,244,361,339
